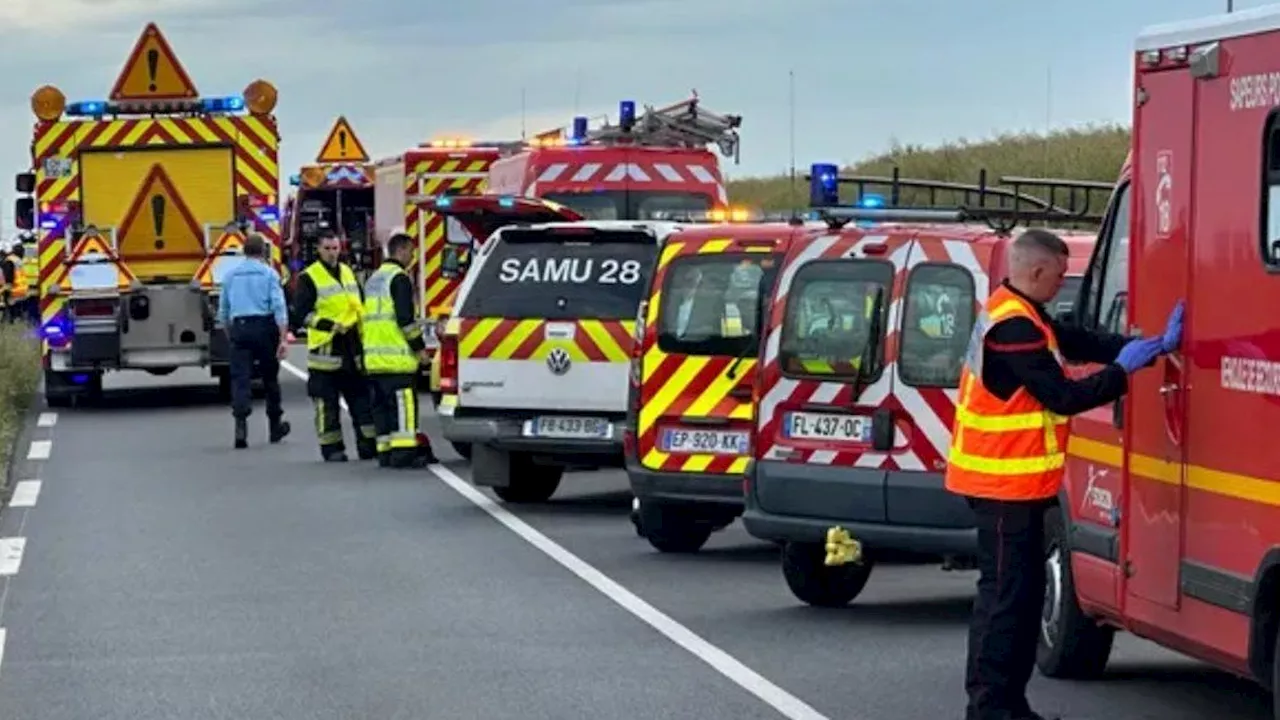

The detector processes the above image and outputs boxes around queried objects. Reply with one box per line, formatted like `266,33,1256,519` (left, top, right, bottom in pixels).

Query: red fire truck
1039,7,1280,717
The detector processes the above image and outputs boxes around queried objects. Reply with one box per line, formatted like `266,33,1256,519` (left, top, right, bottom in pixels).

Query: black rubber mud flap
470,444,512,488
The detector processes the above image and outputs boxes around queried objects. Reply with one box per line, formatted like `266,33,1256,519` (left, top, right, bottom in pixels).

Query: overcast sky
0,0,1248,233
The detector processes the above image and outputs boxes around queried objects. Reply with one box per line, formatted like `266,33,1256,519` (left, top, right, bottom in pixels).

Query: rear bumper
441,412,626,466
742,459,977,556
627,462,744,509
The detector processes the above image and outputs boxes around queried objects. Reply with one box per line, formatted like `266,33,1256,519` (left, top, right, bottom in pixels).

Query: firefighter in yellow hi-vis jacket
360,232,438,469
293,232,377,462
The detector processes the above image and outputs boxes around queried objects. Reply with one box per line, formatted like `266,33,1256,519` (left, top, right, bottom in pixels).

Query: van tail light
71,298,117,318
438,332,459,393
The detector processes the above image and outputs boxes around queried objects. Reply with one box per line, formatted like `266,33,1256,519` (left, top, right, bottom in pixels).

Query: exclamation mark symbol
146,49,159,92
338,129,348,158
151,194,166,250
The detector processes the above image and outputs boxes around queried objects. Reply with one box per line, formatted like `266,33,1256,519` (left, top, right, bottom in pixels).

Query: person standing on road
1,243,28,324
293,231,378,462
217,233,292,450
359,232,438,469
945,229,1183,720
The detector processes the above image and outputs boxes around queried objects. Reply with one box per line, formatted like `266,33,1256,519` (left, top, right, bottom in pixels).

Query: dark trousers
368,373,425,467
229,316,283,422
965,497,1050,720
307,368,377,458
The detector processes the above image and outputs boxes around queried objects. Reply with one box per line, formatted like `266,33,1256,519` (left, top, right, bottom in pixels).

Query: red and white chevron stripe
525,159,728,204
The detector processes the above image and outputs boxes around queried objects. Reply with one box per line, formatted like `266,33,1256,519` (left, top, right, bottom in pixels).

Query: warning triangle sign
117,164,205,260
52,229,138,292
192,229,248,289
316,116,369,163
109,23,199,102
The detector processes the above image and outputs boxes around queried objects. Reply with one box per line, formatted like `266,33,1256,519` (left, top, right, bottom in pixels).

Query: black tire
492,463,563,504
45,390,71,409
637,502,714,554
781,541,873,607
1036,506,1115,679
450,441,473,460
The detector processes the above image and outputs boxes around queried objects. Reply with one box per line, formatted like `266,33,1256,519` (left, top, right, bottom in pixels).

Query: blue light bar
498,195,515,209
619,100,636,129
200,95,245,113
809,163,839,207
858,193,885,209
572,116,588,140
66,101,107,117
436,196,452,208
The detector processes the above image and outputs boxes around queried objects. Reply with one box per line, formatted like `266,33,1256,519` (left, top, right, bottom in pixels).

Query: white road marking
0,539,26,576
279,360,836,720
0,627,6,677
8,481,40,508
25,441,50,461
35,412,57,428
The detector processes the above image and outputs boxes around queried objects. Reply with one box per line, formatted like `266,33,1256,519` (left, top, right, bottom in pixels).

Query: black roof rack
806,167,1115,234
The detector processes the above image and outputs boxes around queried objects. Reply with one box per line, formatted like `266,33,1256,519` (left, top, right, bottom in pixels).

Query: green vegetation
726,125,1131,212
0,323,41,487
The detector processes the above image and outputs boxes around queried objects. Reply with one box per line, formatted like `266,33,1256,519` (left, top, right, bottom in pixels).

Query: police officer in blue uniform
217,233,292,449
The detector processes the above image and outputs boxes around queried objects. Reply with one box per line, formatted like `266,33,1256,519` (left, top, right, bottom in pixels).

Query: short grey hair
1009,229,1069,269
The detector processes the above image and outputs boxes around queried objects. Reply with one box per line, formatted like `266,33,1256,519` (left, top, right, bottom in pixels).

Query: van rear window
657,254,778,357
898,263,976,388
779,260,894,380
458,231,656,320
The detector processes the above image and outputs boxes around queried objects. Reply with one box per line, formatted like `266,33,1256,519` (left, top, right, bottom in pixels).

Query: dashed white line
0,539,26,576
25,441,50,461
7,481,40,509
36,412,57,428
278,359,836,720
0,628,6,678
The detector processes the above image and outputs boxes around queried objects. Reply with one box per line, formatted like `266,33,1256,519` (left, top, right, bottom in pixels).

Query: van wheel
492,462,563,504
450,441,473,460
782,541,873,607
637,502,713,553
1036,506,1115,679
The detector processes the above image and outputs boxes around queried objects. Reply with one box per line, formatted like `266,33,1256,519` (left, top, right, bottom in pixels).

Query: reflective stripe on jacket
303,261,362,371
5,255,28,297
21,254,37,297
360,262,419,375
944,285,1069,501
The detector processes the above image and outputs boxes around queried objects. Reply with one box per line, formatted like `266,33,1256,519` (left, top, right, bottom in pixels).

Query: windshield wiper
726,333,759,380
849,286,886,402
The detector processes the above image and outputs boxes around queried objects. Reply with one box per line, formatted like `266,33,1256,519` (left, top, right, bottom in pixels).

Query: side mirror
14,198,34,230
15,172,35,194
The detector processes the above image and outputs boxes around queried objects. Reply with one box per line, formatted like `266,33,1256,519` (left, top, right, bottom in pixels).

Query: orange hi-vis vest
944,285,1070,501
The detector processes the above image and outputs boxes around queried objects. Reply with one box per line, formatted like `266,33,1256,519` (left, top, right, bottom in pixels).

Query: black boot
269,418,291,444
234,418,248,449
321,446,348,462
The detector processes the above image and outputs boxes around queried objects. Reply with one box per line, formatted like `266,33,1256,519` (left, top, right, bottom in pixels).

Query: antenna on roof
520,87,527,141
788,69,799,222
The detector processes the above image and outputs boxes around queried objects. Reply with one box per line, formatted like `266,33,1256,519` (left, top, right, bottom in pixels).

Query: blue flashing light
858,193,886,209
66,101,107,117
200,95,245,113
257,207,280,222
436,196,452,208
498,195,516,209
70,374,90,385
619,100,636,129
809,163,840,207
40,317,73,348
572,116,588,140
288,173,301,187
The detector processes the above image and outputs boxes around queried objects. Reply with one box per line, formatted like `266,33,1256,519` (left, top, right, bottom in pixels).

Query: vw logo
546,347,572,375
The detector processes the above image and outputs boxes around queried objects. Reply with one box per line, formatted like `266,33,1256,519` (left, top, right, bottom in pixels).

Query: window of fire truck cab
899,263,975,388
542,191,711,221
779,259,894,381
657,254,778,357
1078,183,1131,334
1261,111,1280,269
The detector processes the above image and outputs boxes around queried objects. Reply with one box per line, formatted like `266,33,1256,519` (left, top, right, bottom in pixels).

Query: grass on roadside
726,124,1132,212
0,323,41,482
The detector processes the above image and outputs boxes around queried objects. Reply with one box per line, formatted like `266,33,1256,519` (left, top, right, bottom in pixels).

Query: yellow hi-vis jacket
302,260,363,372
360,262,420,375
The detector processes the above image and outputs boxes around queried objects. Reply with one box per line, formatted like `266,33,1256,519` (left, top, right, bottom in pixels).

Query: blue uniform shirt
217,259,288,327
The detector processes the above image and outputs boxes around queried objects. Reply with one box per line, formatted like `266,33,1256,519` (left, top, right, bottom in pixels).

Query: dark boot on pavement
322,450,349,462
234,418,248,449
356,440,377,461
269,418,291,444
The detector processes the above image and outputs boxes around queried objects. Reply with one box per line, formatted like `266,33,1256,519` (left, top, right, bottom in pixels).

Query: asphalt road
0,354,1267,719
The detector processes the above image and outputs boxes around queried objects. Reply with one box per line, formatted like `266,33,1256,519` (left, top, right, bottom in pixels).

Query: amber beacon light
31,85,66,121
243,79,278,116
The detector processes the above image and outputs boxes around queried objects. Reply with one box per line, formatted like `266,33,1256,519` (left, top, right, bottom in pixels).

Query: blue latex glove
1161,300,1185,353
1115,337,1164,374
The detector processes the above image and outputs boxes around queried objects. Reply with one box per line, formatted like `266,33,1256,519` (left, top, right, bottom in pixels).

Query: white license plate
659,427,750,455
783,411,872,442
523,415,613,440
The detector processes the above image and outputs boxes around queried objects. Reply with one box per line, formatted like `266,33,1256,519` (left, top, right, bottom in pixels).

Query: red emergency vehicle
1039,9,1280,716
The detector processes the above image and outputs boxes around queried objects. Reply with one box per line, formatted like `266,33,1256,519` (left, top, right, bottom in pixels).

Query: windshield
459,230,656,320
542,191,713,221
779,259,895,380
657,254,779,357
1048,276,1083,320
